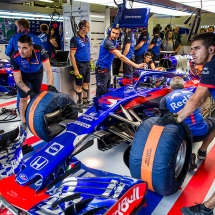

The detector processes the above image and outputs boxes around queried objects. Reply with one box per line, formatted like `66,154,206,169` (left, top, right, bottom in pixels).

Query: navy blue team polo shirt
135,31,150,57
6,31,42,57
160,89,209,136
122,31,134,60
70,34,90,62
199,54,215,99
38,33,52,56
151,35,162,55
96,37,118,70
10,44,49,74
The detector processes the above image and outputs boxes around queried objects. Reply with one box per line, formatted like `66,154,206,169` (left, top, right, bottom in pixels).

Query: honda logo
45,142,64,156
30,156,48,170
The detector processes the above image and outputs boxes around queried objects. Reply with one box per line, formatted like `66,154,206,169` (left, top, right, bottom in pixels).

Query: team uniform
10,44,49,98
70,34,91,86
96,37,118,98
38,33,52,57
122,31,135,75
150,35,162,62
135,31,150,64
199,55,215,99
160,89,215,142
5,31,42,57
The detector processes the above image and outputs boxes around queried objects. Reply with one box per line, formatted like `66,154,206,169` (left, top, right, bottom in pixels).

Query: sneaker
181,204,213,215
197,149,207,160
83,99,93,107
188,153,197,172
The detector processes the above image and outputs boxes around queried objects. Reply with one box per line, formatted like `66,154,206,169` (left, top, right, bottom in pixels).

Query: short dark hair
191,32,215,49
156,24,162,30
144,52,153,57
15,18,30,30
78,20,87,29
40,23,49,32
208,26,214,31
200,28,206,33
18,34,33,46
153,26,160,34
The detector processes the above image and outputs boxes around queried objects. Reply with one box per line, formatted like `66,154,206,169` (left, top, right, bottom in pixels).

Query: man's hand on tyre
48,85,58,92
27,90,37,100
156,112,179,125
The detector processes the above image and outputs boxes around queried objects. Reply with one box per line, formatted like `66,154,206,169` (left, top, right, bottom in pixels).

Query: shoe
188,153,197,171
197,149,207,160
181,204,213,215
83,99,93,107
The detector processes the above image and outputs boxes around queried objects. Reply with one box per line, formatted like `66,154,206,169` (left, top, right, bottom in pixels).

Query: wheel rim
175,140,187,179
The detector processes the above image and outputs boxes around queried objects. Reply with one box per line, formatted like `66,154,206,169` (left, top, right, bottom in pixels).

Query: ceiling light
0,15,63,22
0,11,63,21
91,14,105,18
38,0,54,2
74,0,191,16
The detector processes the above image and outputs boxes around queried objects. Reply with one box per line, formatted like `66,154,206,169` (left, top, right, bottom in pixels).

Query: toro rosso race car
0,62,201,215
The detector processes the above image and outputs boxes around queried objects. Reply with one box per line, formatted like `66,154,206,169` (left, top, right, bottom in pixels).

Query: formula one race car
0,69,196,214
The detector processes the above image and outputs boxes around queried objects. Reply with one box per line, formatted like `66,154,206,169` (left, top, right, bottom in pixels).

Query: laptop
53,51,69,65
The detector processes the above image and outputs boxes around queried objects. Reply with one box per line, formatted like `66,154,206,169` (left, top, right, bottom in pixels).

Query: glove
48,85,58,93
27,90,37,100
156,112,179,125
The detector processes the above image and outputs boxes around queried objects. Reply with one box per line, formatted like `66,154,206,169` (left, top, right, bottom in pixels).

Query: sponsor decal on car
45,142,64,156
105,183,147,215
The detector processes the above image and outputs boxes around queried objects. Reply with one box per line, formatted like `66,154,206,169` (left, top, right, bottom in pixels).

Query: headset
107,25,123,37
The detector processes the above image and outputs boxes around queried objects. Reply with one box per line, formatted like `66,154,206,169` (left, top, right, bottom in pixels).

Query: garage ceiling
0,0,213,15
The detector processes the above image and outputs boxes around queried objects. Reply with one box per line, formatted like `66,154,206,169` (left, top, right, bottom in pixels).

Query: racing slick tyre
26,91,78,142
129,117,192,196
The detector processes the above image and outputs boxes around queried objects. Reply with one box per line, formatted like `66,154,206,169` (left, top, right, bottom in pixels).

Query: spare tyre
129,117,192,196
26,91,78,142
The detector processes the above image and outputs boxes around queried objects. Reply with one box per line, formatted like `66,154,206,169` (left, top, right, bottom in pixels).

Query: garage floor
0,96,215,215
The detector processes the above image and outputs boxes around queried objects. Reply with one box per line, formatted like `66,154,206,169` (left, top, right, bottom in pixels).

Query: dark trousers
123,62,133,76
135,55,144,64
95,67,110,98
112,58,121,75
152,53,160,63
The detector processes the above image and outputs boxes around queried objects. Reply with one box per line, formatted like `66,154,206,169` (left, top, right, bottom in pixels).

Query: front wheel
129,117,192,196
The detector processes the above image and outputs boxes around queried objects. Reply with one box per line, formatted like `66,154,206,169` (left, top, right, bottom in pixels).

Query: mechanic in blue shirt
134,27,150,64
122,28,135,76
160,76,215,160
5,18,42,57
70,20,91,105
38,24,58,57
171,32,215,215
10,35,56,131
5,18,43,114
96,26,144,98
148,26,162,62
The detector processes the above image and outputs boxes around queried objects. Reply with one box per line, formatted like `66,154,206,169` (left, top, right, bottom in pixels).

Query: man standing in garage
157,32,215,215
38,23,58,57
178,32,215,215
5,18,43,114
122,28,135,76
70,20,91,106
95,26,144,98
10,35,56,131
134,27,150,64
5,18,42,57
